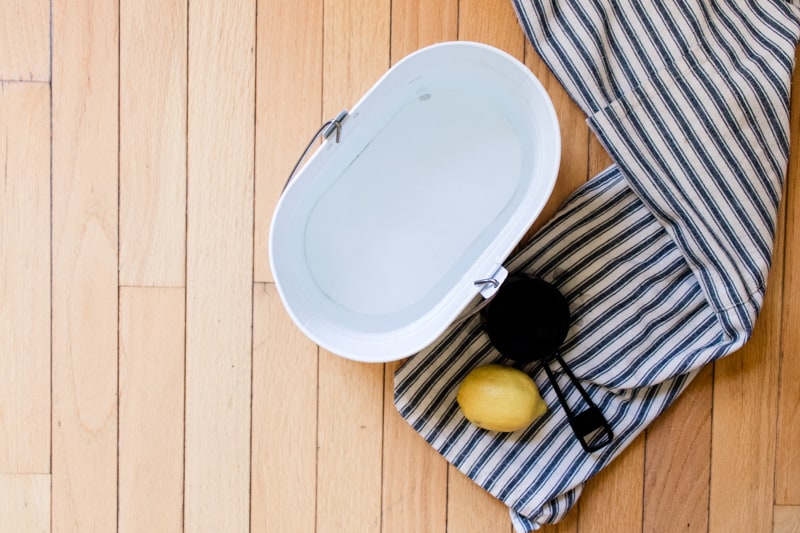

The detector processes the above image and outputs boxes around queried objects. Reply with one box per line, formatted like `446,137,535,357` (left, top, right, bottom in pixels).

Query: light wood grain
578,437,645,533
119,0,186,287
382,361,449,533
0,0,48,80
776,47,800,506
379,4,457,533
322,0,390,112
709,196,785,533
253,0,323,283
0,83,50,474
643,365,713,533
458,0,525,60
390,0,458,60
251,283,318,533
51,0,118,529
184,1,255,531
446,466,511,533
315,1,389,531
774,506,800,533
118,287,184,533
317,350,385,533
0,474,50,533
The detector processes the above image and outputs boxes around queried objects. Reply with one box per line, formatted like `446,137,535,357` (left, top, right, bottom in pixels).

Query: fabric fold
515,0,800,337
587,42,790,339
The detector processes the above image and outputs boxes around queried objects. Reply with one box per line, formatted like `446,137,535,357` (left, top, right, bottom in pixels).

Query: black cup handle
541,354,614,453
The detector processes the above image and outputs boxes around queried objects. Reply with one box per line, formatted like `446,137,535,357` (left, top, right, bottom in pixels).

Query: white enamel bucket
270,41,560,362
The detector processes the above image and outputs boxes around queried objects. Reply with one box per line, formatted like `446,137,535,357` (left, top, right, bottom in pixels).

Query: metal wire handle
283,110,349,193
448,278,506,328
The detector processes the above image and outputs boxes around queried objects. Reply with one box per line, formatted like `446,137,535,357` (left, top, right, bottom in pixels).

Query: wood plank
458,0,525,60
390,0,458,60
253,0,322,283
119,0,187,287
184,1,255,531
773,506,800,533
317,349,385,532
643,365,713,533
775,46,800,506
382,361,449,533
51,0,118,529
0,0,49,81
380,4,457,533
316,1,389,531
709,192,785,532
446,467,511,533
522,42,590,240
578,436,644,533
0,474,50,533
0,83,50,474
322,0,390,112
118,288,184,533
250,283,317,533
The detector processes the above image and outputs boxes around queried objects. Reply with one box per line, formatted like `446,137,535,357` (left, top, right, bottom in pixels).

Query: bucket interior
271,44,557,342
305,88,526,318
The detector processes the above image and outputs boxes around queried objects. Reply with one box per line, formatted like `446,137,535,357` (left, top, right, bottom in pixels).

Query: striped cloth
394,1,800,530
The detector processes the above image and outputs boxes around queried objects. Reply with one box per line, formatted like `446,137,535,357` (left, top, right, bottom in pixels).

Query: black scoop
482,275,613,452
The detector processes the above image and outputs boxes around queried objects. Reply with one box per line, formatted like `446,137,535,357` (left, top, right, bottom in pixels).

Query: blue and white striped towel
394,1,800,530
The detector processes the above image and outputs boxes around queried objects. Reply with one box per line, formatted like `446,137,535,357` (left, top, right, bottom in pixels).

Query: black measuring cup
481,274,614,452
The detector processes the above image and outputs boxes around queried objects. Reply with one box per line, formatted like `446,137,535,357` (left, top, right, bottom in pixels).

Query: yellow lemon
456,364,547,432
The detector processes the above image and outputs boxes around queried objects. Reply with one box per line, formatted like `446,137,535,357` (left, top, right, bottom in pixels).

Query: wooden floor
1,0,799,532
